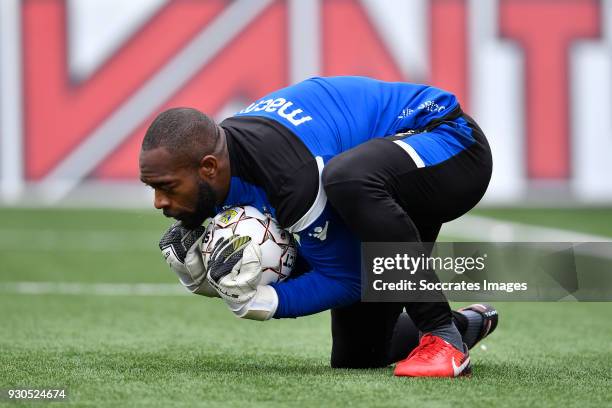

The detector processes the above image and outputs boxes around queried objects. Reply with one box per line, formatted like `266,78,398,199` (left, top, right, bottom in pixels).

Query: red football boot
394,333,471,377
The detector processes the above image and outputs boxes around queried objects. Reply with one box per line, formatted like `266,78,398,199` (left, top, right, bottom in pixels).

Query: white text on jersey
239,97,313,126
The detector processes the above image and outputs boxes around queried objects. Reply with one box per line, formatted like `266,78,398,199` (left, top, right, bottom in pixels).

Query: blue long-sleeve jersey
218,76,474,318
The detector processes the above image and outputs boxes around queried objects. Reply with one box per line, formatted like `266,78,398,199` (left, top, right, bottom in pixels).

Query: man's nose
153,190,171,210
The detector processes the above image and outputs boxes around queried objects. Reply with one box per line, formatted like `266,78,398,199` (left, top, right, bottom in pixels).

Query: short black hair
142,107,220,167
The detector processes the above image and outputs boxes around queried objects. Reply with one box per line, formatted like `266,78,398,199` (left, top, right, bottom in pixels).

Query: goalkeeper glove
159,221,218,297
206,234,278,320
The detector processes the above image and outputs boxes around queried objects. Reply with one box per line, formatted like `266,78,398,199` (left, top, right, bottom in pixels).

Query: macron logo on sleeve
239,98,313,126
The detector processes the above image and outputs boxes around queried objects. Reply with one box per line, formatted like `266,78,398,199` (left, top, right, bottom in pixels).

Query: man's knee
323,155,371,207
323,155,354,188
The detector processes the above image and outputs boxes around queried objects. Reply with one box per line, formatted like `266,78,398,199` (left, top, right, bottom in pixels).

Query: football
201,206,296,285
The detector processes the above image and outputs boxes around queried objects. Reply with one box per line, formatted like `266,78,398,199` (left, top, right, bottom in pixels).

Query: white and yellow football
201,206,296,285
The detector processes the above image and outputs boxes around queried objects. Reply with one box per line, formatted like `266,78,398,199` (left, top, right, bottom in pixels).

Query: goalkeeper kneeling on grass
139,76,498,378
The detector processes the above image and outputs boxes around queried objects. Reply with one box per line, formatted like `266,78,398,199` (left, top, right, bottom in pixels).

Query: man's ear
198,155,218,180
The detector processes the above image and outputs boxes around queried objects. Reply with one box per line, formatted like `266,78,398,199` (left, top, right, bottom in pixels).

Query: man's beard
179,181,217,230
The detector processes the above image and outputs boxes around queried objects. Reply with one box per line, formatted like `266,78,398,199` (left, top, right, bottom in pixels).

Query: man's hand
159,221,218,297
206,235,263,303
206,234,278,320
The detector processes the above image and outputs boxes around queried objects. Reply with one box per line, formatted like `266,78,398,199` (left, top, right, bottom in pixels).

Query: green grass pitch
1,208,611,407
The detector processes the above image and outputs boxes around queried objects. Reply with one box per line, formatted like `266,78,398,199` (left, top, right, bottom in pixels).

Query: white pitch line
442,214,612,260
442,214,612,242
1,215,611,298
0,282,188,296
